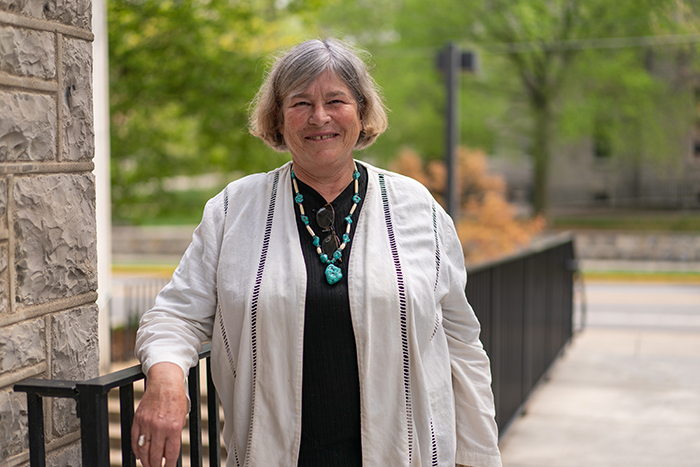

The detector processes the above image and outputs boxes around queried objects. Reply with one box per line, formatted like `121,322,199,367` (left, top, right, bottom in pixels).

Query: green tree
464,0,694,213
108,0,320,223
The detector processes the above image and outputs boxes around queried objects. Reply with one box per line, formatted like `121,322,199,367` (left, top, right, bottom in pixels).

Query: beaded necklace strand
291,163,361,285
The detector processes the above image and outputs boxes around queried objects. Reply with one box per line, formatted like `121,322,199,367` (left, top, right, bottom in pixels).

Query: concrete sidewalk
498,281,700,467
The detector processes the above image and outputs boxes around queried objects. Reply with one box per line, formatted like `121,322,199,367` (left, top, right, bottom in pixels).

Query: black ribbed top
291,163,368,467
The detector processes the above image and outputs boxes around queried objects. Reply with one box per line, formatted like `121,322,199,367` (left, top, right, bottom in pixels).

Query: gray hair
249,38,388,152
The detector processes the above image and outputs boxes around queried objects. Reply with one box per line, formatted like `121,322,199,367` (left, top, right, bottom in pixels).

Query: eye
292,101,310,107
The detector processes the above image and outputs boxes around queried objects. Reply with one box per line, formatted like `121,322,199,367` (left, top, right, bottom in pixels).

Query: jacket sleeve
134,192,225,378
436,207,502,467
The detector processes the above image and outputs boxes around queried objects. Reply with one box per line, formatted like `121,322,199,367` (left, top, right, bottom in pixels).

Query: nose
309,104,331,125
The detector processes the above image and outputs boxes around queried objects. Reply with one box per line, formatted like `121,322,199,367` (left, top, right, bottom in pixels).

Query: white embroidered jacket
135,161,502,467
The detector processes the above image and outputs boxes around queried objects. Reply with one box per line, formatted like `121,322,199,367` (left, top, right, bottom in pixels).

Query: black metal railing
15,234,575,464
467,234,575,431
14,344,220,467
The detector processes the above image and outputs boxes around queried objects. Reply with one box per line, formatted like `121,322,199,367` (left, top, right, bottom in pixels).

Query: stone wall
0,1,98,466
574,231,700,262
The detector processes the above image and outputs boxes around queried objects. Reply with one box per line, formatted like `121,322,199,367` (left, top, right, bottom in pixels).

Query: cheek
282,111,305,134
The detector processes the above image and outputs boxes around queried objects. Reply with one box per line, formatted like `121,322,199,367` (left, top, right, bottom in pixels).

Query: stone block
46,441,81,467
51,304,98,380
0,318,45,373
0,0,47,21
48,0,91,30
0,91,56,162
0,26,56,79
0,0,91,30
51,304,98,437
0,388,28,462
14,174,97,307
574,232,700,261
51,396,78,439
61,37,93,162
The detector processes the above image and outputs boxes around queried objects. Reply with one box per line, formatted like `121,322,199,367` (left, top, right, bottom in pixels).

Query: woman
132,38,502,467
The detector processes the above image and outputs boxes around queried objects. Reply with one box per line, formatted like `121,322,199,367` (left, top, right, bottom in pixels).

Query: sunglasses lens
321,234,340,256
316,205,334,230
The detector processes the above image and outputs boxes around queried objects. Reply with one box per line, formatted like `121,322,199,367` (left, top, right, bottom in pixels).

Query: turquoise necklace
291,163,361,285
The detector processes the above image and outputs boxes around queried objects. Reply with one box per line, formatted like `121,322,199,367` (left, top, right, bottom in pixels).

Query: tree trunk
531,102,551,215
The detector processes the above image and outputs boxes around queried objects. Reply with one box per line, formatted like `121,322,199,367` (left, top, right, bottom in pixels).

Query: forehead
286,71,353,100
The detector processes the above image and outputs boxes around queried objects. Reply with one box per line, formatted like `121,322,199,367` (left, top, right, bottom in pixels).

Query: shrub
391,147,545,264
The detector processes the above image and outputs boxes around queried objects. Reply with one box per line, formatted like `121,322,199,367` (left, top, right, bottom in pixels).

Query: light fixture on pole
437,43,479,221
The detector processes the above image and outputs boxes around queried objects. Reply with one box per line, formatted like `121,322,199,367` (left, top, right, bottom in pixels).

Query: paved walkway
498,280,700,467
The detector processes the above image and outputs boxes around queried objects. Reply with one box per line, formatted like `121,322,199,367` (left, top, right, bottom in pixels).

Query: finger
130,422,142,457
135,436,154,467
131,428,152,467
148,435,167,467
163,435,182,467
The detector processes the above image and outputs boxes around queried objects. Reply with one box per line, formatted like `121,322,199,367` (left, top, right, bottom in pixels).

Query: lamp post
437,42,478,221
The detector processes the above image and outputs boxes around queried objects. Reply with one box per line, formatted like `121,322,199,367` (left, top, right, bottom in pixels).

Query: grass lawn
112,262,179,277
583,270,700,283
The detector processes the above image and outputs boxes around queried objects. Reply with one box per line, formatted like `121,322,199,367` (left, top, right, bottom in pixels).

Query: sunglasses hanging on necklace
316,203,341,258
291,164,361,285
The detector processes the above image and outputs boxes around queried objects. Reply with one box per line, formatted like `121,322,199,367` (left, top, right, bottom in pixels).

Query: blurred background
94,1,700,464
104,0,700,354
106,0,700,224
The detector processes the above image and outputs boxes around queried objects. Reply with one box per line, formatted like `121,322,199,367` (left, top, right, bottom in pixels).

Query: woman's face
279,70,362,175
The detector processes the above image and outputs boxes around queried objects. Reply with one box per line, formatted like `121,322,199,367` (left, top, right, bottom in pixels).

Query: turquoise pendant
325,264,343,285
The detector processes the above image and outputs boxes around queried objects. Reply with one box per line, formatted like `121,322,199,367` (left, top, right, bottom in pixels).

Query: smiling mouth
307,134,337,141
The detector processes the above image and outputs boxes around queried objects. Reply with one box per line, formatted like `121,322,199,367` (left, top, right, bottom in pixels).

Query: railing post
188,363,204,467
26,393,46,467
76,384,111,466
14,380,79,467
206,356,221,467
120,383,137,467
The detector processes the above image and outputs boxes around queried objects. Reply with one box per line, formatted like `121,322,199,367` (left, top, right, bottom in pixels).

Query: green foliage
358,0,699,214
108,0,700,223
369,52,446,163
558,46,691,170
108,0,319,223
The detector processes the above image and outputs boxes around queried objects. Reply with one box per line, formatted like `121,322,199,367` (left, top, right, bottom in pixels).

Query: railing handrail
14,343,219,467
14,378,78,399
467,232,575,273
16,343,212,396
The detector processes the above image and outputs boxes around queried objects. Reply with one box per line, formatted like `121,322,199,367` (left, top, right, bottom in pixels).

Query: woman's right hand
131,362,189,467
